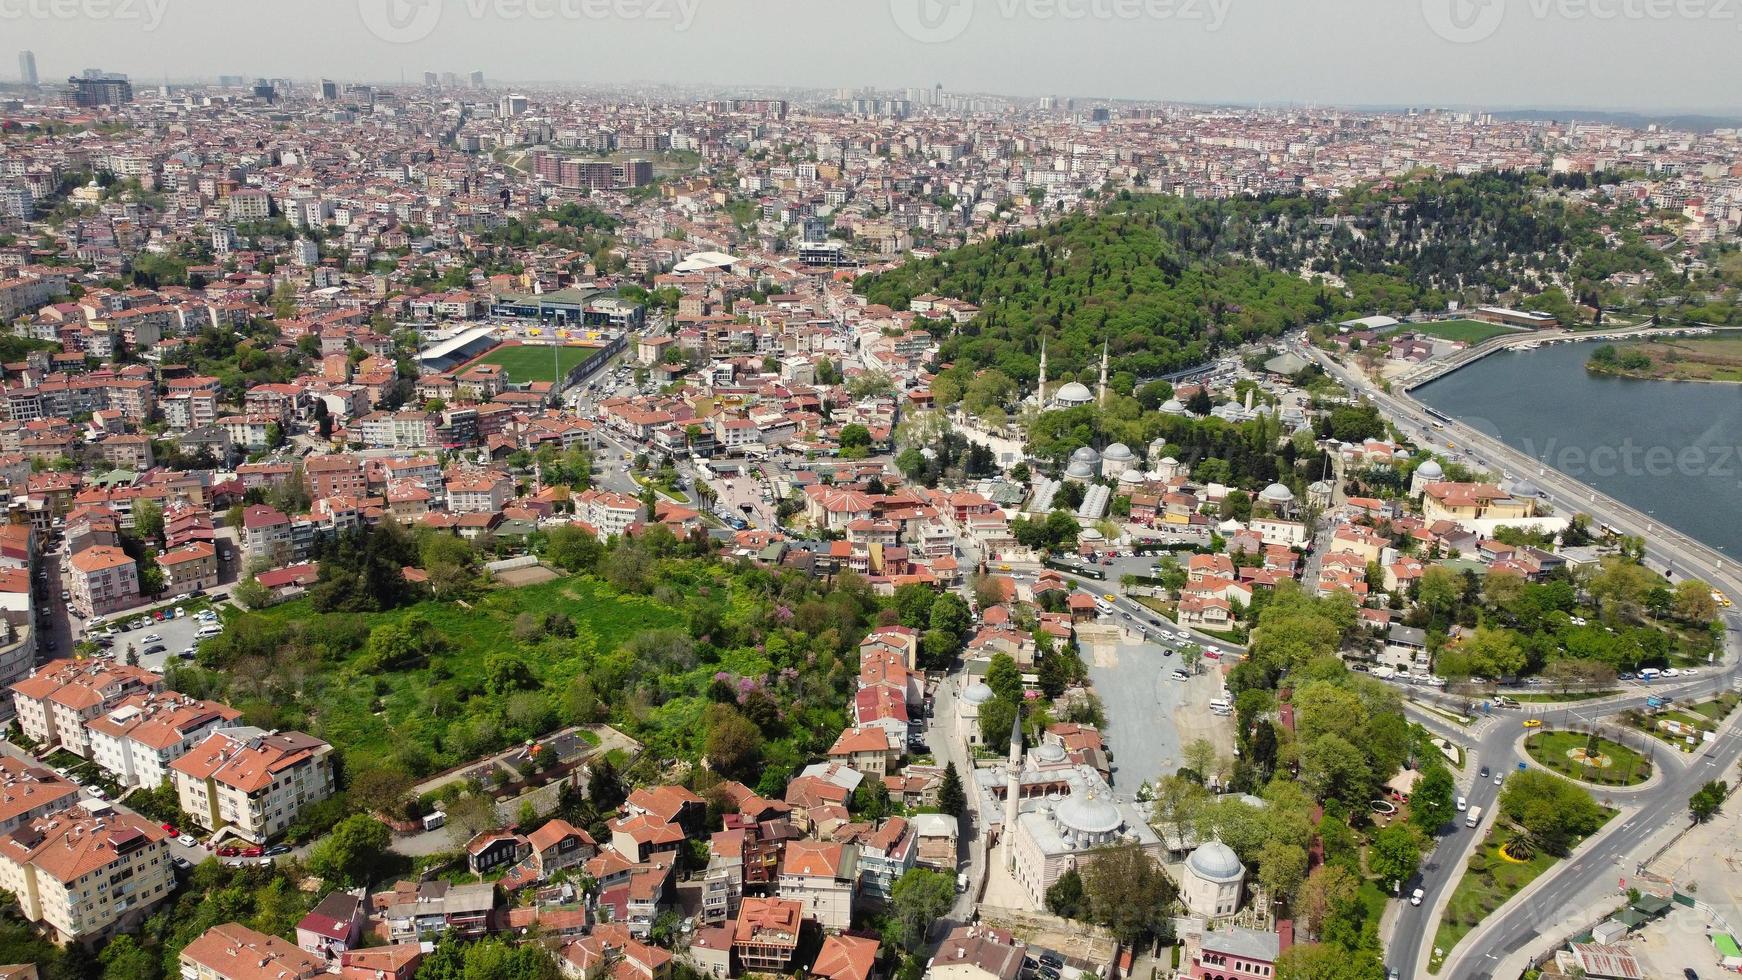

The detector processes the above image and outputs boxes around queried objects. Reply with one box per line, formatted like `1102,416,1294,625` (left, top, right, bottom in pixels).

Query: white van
196,624,224,638
1638,668,1661,680
1465,805,1482,829
1208,698,1232,713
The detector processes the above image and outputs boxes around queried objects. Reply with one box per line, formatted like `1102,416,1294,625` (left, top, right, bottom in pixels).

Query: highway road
1298,340,1742,978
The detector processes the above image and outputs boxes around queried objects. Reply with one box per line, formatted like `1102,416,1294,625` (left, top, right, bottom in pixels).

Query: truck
422,811,446,831
1465,805,1482,829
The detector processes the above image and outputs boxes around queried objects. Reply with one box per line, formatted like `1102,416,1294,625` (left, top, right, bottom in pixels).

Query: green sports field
1409,319,1521,344
470,343,599,383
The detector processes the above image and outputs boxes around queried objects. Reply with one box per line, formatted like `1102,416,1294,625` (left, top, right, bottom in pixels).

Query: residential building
732,897,803,973
0,804,173,942
65,545,139,616
169,728,335,844
180,922,325,980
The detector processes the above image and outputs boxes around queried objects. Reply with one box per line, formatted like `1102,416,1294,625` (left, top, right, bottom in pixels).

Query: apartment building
779,840,858,930
0,804,174,943
8,660,163,756
169,728,335,844
85,692,241,789
156,541,219,594
732,897,803,973
65,545,139,617
445,471,513,514
240,505,293,566
0,757,78,836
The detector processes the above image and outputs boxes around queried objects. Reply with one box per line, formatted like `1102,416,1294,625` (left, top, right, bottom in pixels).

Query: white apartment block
9,660,163,757
85,693,241,790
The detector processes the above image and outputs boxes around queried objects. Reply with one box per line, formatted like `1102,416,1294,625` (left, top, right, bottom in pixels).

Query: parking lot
82,599,224,673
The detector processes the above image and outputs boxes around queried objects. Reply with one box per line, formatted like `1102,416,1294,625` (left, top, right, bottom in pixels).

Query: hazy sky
9,0,1740,112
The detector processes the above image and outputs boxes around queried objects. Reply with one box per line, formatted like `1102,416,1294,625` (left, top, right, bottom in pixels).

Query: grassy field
470,343,600,383
1410,319,1522,344
1429,831,1559,973
1596,337,1742,383
231,576,682,764
1525,730,1652,786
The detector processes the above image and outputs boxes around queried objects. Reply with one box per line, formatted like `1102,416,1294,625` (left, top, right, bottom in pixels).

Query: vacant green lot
1411,319,1520,344
1429,831,1558,972
227,576,681,765
470,343,600,383
1525,730,1651,786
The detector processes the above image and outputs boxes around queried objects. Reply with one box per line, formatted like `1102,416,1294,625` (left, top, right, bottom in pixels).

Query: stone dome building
1181,840,1247,918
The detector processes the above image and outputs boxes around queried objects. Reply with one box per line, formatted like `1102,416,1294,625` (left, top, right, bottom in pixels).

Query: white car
142,634,162,644
1455,796,1467,812
1410,888,1424,907
1661,668,1679,678
177,834,198,848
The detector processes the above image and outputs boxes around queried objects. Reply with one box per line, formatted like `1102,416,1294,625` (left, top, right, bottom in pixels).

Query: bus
1044,557,1106,581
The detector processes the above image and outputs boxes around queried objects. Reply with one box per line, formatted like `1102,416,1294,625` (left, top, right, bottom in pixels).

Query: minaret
1037,338,1049,407
1004,703,1023,871
1097,341,1110,409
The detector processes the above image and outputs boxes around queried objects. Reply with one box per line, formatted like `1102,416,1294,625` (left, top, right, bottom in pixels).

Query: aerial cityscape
1,5,1741,980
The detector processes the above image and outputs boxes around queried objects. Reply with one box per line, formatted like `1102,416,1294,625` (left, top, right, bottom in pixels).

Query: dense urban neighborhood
0,61,1740,980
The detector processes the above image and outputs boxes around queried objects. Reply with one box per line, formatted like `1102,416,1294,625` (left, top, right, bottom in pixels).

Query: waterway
1415,340,1742,557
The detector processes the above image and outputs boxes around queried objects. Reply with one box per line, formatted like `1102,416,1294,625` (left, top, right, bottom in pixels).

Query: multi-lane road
1299,340,1742,978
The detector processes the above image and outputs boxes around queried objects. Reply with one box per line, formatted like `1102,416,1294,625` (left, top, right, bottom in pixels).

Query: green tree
985,653,1023,704
703,704,763,779
1080,844,1178,948
233,576,270,611
1690,780,1729,824
306,814,391,887
890,868,956,950
1276,942,1386,980
1368,824,1422,890
131,498,164,543
1257,839,1309,906
1410,765,1457,833
938,761,968,818
1046,867,1087,919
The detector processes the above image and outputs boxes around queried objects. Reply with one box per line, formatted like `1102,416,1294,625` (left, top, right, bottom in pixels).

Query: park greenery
860,172,1667,391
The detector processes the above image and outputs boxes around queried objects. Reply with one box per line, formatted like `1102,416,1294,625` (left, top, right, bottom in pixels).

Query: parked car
264,845,292,856
177,834,198,848
161,823,178,835
241,846,263,858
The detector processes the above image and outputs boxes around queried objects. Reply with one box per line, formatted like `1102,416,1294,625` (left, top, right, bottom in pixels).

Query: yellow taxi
1522,719,1543,729
1103,594,1118,603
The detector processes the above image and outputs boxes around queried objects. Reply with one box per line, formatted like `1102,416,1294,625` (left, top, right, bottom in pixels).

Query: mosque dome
1057,792,1123,836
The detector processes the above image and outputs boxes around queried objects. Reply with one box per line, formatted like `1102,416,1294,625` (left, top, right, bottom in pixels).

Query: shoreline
1585,362,1742,385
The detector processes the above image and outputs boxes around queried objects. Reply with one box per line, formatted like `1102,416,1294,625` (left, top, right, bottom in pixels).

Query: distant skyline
8,0,1740,114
